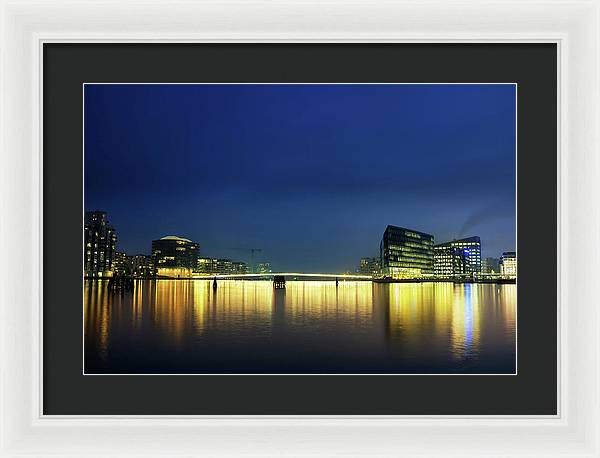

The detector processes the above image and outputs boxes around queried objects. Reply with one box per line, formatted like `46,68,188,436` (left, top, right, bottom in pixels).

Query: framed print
45,43,553,416
1,1,599,457
82,81,518,377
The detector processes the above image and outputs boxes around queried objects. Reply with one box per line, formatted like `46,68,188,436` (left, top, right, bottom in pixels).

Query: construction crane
228,247,264,273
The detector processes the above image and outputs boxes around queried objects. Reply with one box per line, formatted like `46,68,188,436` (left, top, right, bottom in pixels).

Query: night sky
84,84,516,273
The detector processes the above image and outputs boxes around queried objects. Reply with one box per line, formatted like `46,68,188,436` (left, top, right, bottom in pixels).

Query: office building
232,261,249,275
380,225,434,279
84,211,117,277
129,254,154,278
112,251,130,277
196,257,217,275
358,257,380,276
433,243,462,278
500,252,517,278
433,236,482,279
482,257,500,275
152,235,199,278
195,257,248,275
216,259,234,274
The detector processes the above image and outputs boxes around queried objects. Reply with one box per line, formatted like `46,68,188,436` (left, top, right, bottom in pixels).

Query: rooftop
384,225,434,238
159,235,193,243
434,236,481,247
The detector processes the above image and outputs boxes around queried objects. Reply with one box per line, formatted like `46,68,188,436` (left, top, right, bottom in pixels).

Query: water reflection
84,280,516,374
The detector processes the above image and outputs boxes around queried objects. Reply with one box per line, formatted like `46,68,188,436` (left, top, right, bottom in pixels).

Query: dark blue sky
84,84,516,272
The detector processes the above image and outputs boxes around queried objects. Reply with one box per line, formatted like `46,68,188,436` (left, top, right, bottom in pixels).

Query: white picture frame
1,0,598,456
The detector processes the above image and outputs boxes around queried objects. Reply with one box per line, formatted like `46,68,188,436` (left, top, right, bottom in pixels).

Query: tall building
380,225,434,279
433,236,482,279
84,211,117,277
482,257,500,275
129,254,154,278
433,244,463,278
152,235,199,278
112,251,131,277
358,257,380,276
500,252,517,278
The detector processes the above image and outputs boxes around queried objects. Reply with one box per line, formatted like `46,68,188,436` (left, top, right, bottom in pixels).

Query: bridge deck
192,272,372,280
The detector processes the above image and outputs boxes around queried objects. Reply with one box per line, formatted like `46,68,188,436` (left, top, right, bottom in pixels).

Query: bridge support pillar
273,275,286,289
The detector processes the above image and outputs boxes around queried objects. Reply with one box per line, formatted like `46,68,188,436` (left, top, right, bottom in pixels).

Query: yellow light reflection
206,280,274,331
84,279,515,372
386,282,488,360
284,281,373,325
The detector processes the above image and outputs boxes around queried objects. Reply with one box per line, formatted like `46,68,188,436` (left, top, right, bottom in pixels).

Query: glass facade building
358,257,381,276
111,251,130,277
152,235,199,278
482,257,500,275
84,211,117,277
129,254,154,278
196,257,216,275
380,226,434,279
433,236,482,279
500,251,517,278
195,257,248,275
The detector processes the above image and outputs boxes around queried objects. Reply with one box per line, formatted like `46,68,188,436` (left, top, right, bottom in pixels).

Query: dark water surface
84,280,516,374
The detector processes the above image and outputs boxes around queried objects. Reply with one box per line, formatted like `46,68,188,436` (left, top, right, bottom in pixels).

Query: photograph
83,83,517,375
7,0,598,451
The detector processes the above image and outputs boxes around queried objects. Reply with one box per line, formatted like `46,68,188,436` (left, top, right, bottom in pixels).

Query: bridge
192,272,373,280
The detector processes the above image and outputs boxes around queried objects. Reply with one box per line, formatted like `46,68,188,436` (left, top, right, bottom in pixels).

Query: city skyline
84,208,515,273
86,215,513,275
85,83,516,272
85,209,515,278
84,83,517,376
